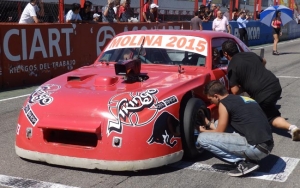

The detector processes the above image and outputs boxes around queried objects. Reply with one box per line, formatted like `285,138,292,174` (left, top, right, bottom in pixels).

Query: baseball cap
150,3,159,9
93,13,100,18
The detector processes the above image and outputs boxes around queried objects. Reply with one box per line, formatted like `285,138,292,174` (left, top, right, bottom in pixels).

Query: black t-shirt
228,52,281,103
79,9,93,21
221,94,273,145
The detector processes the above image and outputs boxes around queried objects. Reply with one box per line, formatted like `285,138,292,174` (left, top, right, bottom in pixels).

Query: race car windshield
99,48,206,66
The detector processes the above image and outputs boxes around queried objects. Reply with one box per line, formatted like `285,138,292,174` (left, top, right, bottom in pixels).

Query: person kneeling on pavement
197,80,274,177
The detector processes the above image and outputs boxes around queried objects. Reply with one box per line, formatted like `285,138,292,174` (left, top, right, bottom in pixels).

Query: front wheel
182,98,210,159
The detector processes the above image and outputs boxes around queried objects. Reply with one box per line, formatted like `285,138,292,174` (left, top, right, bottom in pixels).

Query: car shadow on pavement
22,158,182,176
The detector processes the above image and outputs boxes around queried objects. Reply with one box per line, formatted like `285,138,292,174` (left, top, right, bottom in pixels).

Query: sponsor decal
234,27,260,40
23,104,39,126
3,28,73,62
9,59,76,74
147,112,180,148
107,89,178,136
23,84,61,126
28,84,61,106
104,34,208,56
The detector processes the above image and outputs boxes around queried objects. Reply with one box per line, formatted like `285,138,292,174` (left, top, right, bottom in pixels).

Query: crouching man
197,80,274,177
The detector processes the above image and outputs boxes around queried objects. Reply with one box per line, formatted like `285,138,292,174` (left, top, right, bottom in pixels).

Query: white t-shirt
212,16,229,32
19,3,39,24
65,10,82,22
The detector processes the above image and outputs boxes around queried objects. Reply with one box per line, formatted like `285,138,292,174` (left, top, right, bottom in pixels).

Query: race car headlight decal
26,127,33,139
113,137,122,148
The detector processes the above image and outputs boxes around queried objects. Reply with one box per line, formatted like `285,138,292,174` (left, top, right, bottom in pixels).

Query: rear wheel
182,98,210,159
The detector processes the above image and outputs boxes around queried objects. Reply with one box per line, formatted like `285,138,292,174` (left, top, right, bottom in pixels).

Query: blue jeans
197,132,269,163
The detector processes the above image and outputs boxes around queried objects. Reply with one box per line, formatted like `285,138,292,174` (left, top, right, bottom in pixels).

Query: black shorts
259,90,282,123
273,28,281,35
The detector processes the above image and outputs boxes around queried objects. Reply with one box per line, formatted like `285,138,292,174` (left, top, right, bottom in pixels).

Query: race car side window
211,38,240,69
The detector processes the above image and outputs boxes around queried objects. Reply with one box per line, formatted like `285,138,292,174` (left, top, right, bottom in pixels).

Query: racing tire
182,98,210,159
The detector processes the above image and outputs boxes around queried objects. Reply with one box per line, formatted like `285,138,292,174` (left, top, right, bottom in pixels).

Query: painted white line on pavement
171,157,299,182
0,174,79,188
252,38,300,50
277,76,300,79
0,94,30,102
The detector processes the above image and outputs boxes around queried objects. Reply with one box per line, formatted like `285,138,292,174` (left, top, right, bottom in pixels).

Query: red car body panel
15,30,250,171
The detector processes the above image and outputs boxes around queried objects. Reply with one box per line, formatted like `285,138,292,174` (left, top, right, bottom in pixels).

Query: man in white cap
93,13,100,22
147,3,159,22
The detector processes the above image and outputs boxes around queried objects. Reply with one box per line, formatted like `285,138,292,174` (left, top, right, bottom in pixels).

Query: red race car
15,30,250,171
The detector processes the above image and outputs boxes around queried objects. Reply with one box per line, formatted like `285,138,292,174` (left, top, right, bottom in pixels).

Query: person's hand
199,126,206,132
147,20,151,23
280,31,282,36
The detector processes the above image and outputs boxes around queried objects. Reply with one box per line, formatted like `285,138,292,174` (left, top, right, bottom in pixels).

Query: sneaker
291,127,300,141
228,161,259,177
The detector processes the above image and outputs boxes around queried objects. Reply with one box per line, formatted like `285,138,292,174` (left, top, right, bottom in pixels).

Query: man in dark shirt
197,80,274,177
190,11,203,30
79,1,93,22
147,3,159,22
221,40,300,141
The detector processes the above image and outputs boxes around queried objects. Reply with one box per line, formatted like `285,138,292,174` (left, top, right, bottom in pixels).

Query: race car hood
23,63,210,132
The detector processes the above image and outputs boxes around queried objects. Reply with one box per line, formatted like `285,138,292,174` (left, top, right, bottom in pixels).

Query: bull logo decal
107,89,159,135
107,89,178,137
147,112,180,148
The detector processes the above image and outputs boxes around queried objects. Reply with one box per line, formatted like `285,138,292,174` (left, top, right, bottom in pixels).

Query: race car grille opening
43,129,98,147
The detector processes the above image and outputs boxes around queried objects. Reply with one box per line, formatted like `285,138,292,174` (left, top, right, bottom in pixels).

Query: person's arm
230,85,243,95
212,20,216,31
271,20,275,28
32,16,39,23
37,1,44,17
199,103,229,133
262,58,267,66
227,24,231,33
199,24,203,30
103,6,109,17
226,18,231,33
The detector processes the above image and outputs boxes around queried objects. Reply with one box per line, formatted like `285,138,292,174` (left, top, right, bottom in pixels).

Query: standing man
211,3,218,19
221,40,300,141
148,3,159,22
102,0,117,23
142,0,152,22
197,80,274,177
19,0,44,24
237,11,250,46
190,11,203,30
65,3,82,23
79,1,93,22
93,13,100,22
212,11,231,33
118,0,134,22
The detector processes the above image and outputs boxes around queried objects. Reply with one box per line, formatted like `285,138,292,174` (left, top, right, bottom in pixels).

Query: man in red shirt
142,0,152,22
118,0,134,22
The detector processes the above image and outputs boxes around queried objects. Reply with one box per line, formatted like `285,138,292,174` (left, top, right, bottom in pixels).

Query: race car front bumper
15,146,183,171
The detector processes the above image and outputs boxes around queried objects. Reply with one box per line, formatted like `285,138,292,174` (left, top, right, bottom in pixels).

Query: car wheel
182,98,210,159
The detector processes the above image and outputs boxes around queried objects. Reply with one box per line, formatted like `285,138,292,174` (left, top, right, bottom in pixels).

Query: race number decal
16,124,21,135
